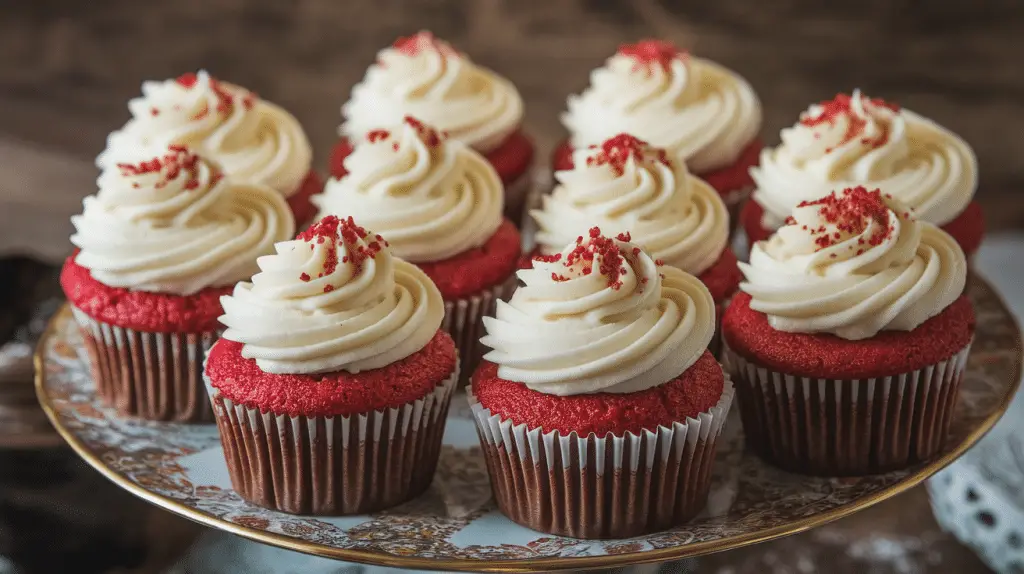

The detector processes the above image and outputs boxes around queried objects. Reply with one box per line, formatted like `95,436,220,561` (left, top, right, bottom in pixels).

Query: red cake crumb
790,187,897,251
172,72,251,119
551,227,629,289
722,293,975,380
553,138,763,200
297,215,385,286
582,134,670,176
698,248,742,303
207,331,456,417
60,255,230,334
330,129,534,186
117,145,210,191
742,198,985,257
800,93,900,153
401,116,446,147
285,170,323,226
392,30,458,58
617,39,688,72
415,219,521,300
472,351,724,436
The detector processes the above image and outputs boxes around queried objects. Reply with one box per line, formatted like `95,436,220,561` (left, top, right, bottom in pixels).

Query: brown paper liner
70,306,215,423
206,364,458,515
468,380,734,539
722,185,753,239
503,167,535,229
443,275,518,387
723,341,971,476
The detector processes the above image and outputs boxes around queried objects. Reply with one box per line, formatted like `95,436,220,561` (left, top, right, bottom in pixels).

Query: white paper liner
70,305,216,423
204,358,458,515
723,340,972,476
443,274,518,386
467,376,735,538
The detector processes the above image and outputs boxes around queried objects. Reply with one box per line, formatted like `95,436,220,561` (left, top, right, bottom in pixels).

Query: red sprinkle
402,115,445,147
366,129,391,143
176,72,198,88
617,39,688,72
392,31,458,57
800,93,901,152
297,215,382,278
584,134,671,176
116,145,207,191
561,227,628,290
175,72,255,119
794,186,897,251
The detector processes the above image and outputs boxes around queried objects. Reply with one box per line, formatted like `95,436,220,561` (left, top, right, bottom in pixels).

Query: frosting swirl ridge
314,117,503,262
481,229,715,396
533,134,729,276
72,146,294,295
741,186,966,340
562,40,762,173
219,216,446,375
341,31,523,153
751,90,978,228
98,71,313,197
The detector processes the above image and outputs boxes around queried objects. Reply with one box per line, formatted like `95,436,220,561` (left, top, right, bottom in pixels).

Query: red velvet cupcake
314,117,520,386
723,187,974,476
97,70,321,226
333,31,534,225
555,40,762,233
62,146,294,422
746,90,982,259
206,216,457,515
470,230,734,539
533,134,741,355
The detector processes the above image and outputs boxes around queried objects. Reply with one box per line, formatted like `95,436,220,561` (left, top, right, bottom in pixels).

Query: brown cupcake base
724,342,971,476
468,382,734,539
71,306,214,423
207,366,457,515
443,276,518,388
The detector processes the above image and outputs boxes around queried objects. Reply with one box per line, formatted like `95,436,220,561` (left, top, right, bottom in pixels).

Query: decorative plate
35,278,1021,572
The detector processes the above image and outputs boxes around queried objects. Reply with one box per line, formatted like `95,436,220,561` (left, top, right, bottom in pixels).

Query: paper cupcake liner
468,377,735,539
723,340,972,476
443,275,518,387
70,306,215,423
722,184,753,239
205,361,458,515
504,166,535,229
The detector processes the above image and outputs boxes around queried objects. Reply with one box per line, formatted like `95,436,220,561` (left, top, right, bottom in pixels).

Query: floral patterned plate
35,277,1021,572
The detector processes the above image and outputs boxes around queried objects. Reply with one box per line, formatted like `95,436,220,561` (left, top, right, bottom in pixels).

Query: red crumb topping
554,138,763,201
698,248,742,303
617,39,688,72
742,198,985,258
392,30,457,57
800,93,901,153
472,351,724,436
176,72,199,88
60,255,229,333
723,293,975,380
415,219,521,300
366,129,390,143
332,130,533,185
297,216,384,288
402,115,445,147
172,72,254,120
787,186,896,251
584,134,670,176
117,145,212,191
285,170,323,227
207,331,456,417
558,227,628,289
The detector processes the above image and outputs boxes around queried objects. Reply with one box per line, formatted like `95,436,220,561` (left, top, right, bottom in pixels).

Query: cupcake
206,215,457,515
723,186,974,476
470,229,735,539
97,71,321,225
744,91,982,258
60,146,294,422
555,40,762,229
314,117,521,385
533,134,741,354
331,31,534,225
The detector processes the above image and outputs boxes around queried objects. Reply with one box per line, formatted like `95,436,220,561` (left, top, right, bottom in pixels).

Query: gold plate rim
35,276,1023,572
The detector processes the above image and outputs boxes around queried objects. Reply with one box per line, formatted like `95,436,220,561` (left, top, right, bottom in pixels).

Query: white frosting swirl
72,146,295,295
219,216,446,375
481,234,715,396
533,135,729,276
562,42,762,173
97,71,313,197
741,187,966,340
341,32,523,153
752,90,978,228
314,118,503,263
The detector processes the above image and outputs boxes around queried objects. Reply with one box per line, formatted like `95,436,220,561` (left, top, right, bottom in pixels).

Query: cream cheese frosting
314,117,503,263
751,90,978,229
97,71,312,198
533,134,729,276
741,186,966,340
481,230,715,396
72,146,294,295
219,215,446,375
562,40,761,174
340,31,523,154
